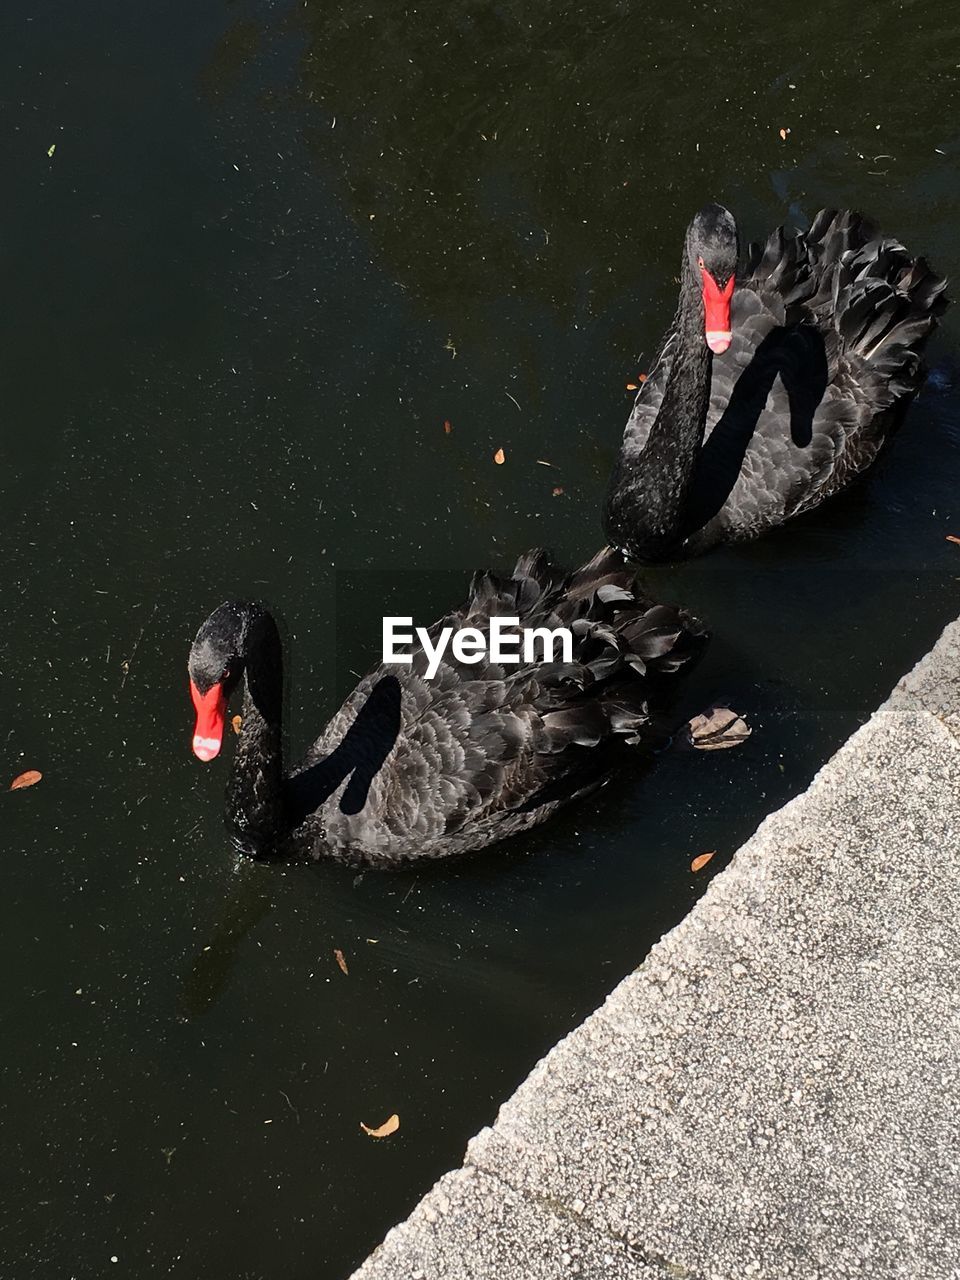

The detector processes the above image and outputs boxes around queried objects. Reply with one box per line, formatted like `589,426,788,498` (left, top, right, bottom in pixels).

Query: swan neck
224,609,286,856
608,262,712,560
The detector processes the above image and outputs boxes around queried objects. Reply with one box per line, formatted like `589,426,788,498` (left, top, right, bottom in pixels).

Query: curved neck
225,609,285,856
608,260,713,560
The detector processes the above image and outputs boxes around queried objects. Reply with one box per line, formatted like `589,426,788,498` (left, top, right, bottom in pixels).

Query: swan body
605,205,948,561
187,548,705,865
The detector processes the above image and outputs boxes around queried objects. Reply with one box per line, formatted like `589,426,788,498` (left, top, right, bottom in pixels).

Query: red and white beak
701,268,735,354
190,680,227,762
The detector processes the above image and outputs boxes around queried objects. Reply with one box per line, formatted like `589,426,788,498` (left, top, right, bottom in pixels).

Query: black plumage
604,205,948,561
187,548,706,865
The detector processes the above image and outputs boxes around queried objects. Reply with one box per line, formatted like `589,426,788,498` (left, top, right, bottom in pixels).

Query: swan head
187,602,249,761
687,204,739,354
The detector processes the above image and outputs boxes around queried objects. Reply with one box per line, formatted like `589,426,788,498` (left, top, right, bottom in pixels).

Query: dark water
2,1,958,1276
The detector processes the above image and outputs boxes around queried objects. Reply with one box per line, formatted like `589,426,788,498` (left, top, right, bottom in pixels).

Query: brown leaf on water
333,948,349,976
360,1113,400,1139
443,419,452,435
691,851,716,873
231,715,243,735
946,535,960,546
638,372,647,383
493,447,505,465
626,383,638,391
686,707,752,751
552,486,564,497
9,770,42,791
779,127,791,141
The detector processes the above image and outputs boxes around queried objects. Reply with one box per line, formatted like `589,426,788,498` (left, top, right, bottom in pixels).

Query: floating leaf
333,948,349,975
626,383,638,392
779,127,791,141
638,373,648,383
691,851,716,873
493,447,505,465
552,486,564,497
946,535,960,546
231,715,243,735
47,143,56,158
686,707,752,751
9,770,42,791
360,1113,399,1138
443,419,452,435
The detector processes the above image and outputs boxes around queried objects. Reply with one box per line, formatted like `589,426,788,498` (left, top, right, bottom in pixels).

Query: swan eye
697,256,705,269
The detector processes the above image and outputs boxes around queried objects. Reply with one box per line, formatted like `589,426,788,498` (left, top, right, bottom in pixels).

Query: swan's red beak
701,269,735,354
190,680,227,762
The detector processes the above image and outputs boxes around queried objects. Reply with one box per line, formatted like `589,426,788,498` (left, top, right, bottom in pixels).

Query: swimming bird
187,548,705,865
604,204,947,561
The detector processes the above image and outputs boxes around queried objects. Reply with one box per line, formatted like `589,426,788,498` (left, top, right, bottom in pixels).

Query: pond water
2,2,958,1276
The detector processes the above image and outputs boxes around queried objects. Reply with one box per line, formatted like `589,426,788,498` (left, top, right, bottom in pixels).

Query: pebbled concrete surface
348,1167,666,1279
351,621,960,1280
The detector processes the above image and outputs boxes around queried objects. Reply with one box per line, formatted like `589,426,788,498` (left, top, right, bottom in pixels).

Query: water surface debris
333,948,349,976
360,1113,400,1138
686,707,752,750
493,447,505,465
9,770,42,791
691,851,717,873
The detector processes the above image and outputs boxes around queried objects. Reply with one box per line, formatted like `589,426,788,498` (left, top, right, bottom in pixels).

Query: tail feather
805,208,880,266
465,550,557,624
795,212,948,375
454,547,707,758
511,547,554,581
750,209,946,381
449,547,705,759
896,256,948,312
528,549,706,754
746,225,814,323
540,703,609,752
563,545,637,601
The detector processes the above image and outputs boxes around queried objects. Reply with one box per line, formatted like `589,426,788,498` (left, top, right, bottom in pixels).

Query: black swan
604,204,948,561
187,548,705,864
